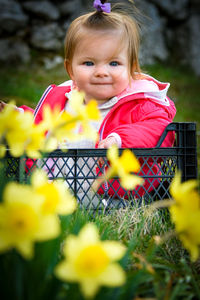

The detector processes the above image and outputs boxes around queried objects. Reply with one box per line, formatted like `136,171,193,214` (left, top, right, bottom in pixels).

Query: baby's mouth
92,82,112,85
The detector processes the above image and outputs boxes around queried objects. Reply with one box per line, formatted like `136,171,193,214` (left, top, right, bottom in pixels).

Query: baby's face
67,30,130,104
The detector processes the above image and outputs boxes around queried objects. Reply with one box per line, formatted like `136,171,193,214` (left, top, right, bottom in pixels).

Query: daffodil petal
64,235,80,260
170,171,197,200
107,145,118,162
81,279,100,298
180,234,199,262
103,241,126,261
86,100,101,120
120,149,140,172
0,144,6,157
99,263,126,286
70,91,85,111
16,240,34,260
79,223,99,246
120,174,144,190
31,169,48,188
36,215,60,240
56,187,77,215
55,261,78,282
9,144,24,157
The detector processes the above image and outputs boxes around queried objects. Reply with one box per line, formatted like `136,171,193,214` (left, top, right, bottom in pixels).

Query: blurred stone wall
0,0,200,75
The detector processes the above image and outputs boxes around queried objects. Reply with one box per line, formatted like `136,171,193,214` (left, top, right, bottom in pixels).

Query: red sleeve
108,101,176,148
34,85,70,124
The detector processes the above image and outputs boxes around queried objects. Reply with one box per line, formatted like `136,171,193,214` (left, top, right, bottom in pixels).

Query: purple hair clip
93,0,111,13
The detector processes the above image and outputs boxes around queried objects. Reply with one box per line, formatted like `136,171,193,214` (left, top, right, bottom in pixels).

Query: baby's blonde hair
64,8,141,78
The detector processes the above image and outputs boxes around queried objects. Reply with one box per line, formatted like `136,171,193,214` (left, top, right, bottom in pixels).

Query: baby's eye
109,61,119,66
83,61,94,66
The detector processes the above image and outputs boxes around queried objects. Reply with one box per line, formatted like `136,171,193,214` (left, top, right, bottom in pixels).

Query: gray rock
43,55,63,70
58,0,86,21
170,13,200,76
58,0,81,16
149,0,188,20
30,23,64,51
62,19,72,38
0,0,28,34
135,0,169,65
23,1,60,20
171,23,189,65
0,0,198,75
190,0,200,14
188,15,200,76
0,38,30,63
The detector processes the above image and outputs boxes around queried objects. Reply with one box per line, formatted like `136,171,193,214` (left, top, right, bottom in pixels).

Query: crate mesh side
2,122,198,211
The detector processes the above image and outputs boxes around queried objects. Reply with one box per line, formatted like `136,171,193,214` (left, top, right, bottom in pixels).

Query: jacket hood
117,73,170,106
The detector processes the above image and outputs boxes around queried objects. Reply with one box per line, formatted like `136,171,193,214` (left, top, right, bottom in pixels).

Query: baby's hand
97,136,118,166
0,101,6,112
98,136,118,149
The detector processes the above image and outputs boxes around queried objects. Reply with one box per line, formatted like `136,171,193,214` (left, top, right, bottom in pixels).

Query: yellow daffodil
31,169,77,215
0,144,6,158
0,103,50,158
24,123,47,158
0,102,18,136
0,104,34,157
0,182,60,259
69,91,100,121
85,100,101,120
169,171,200,261
40,91,100,147
55,223,126,298
67,91,101,142
41,105,76,142
170,204,200,261
169,170,198,208
106,145,144,190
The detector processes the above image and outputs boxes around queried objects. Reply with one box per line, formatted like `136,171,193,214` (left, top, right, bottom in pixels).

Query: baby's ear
64,59,74,80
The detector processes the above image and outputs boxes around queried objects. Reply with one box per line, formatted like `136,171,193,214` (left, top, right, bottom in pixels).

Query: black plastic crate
3,122,198,210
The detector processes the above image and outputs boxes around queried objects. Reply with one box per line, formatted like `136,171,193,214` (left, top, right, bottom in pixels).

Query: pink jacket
98,78,176,149
96,75,176,198
21,75,176,198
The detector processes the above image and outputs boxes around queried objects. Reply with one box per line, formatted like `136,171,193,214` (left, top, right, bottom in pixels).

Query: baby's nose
94,65,108,77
